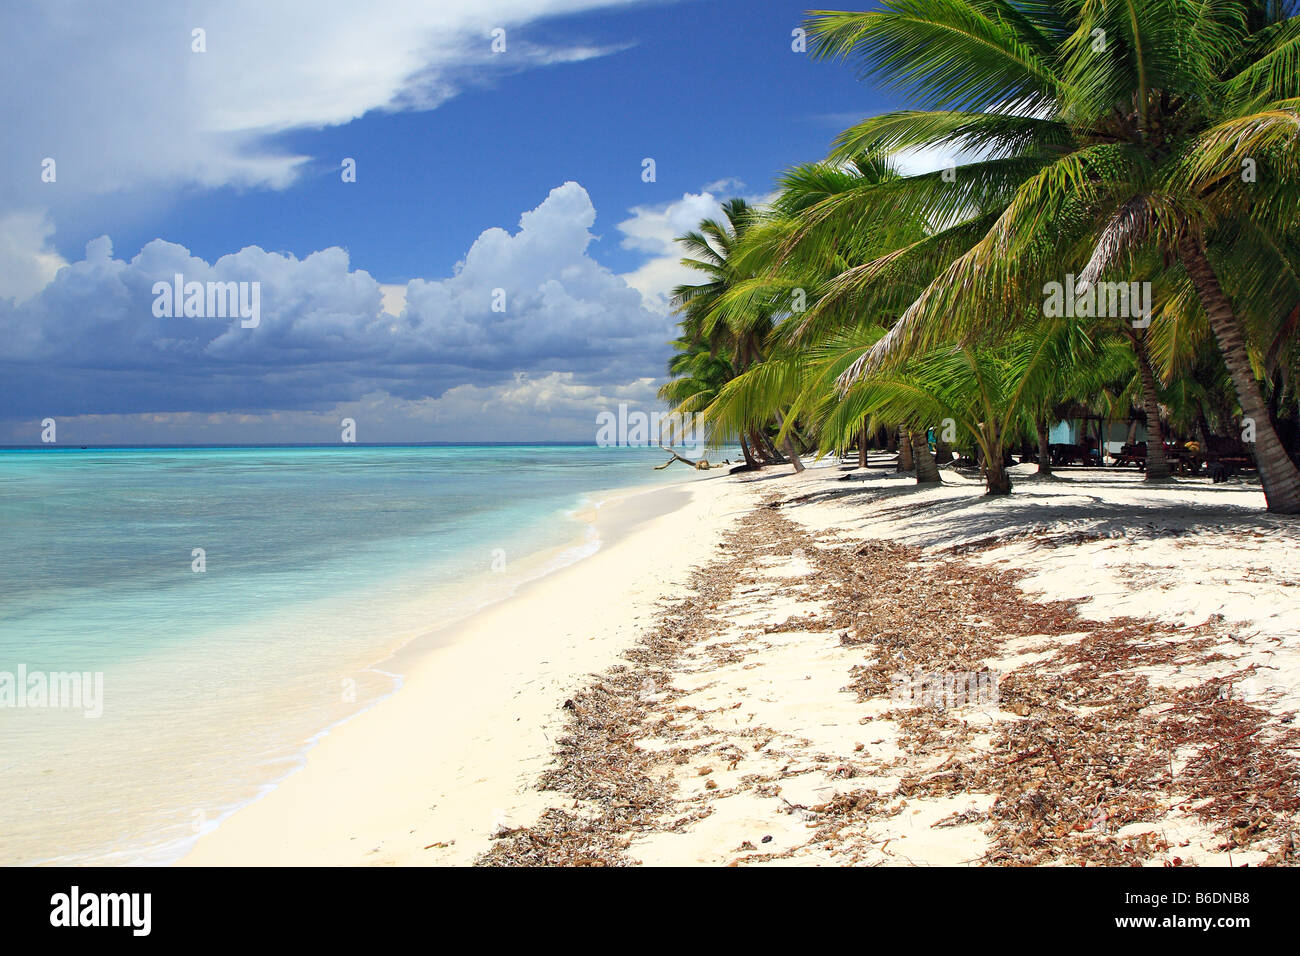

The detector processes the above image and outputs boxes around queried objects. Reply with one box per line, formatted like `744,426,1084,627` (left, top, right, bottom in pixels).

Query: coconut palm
830,315,1102,493
700,154,952,481
671,199,807,471
804,0,1300,511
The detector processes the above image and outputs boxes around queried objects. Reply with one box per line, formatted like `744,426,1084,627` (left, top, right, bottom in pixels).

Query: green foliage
659,1,1300,495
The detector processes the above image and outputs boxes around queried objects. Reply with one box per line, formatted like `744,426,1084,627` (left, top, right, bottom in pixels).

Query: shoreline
179,467,750,866
19,469,690,868
178,459,1300,867
482,462,1300,867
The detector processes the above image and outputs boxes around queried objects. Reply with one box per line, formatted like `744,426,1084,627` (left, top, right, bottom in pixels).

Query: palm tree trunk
911,429,941,484
739,434,758,469
1197,411,1215,468
984,452,1012,495
773,412,805,474
897,427,913,471
1134,342,1173,481
1036,417,1052,475
1179,234,1300,513
782,435,806,473
982,426,1012,495
858,424,868,469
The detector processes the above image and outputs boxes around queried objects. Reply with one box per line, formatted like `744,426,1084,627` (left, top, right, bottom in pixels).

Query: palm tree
700,154,953,482
669,199,802,469
827,316,1100,494
805,0,1300,512
657,336,742,458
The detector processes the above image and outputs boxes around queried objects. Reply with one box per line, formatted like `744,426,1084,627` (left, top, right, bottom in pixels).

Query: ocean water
0,444,705,865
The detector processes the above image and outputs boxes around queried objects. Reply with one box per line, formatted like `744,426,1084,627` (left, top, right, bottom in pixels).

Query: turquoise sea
0,445,704,865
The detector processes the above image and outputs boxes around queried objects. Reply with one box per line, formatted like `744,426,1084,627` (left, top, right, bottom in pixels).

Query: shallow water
0,444,694,864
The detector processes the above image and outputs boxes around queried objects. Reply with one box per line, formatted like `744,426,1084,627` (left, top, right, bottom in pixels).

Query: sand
180,469,751,866
182,458,1300,867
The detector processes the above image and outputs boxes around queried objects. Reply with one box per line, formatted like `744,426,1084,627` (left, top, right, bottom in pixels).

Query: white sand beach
182,461,1300,867
180,472,753,865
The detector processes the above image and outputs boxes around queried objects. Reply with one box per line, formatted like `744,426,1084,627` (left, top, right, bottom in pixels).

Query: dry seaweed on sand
478,497,1300,867
478,505,791,865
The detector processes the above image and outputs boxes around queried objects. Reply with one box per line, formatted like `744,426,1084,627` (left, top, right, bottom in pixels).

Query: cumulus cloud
404,182,671,370
888,144,984,177
0,0,647,300
0,183,675,440
0,212,68,303
0,2,708,443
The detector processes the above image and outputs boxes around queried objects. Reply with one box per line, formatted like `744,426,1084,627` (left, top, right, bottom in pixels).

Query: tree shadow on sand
779,472,1293,551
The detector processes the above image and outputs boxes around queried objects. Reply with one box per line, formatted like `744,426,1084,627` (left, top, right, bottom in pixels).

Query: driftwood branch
655,443,721,470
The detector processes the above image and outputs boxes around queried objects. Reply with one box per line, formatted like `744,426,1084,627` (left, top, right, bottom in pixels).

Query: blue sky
0,0,906,444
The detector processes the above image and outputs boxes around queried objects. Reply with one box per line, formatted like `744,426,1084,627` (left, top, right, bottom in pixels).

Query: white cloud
617,190,729,257
615,184,766,314
889,144,986,176
373,372,662,440
401,181,672,367
700,177,746,194
379,284,408,317
4,375,665,444
620,254,703,317
0,182,674,439
0,0,644,209
0,2,702,443
0,211,68,303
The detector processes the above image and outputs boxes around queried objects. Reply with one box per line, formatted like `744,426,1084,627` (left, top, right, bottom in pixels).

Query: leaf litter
478,495,1299,867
